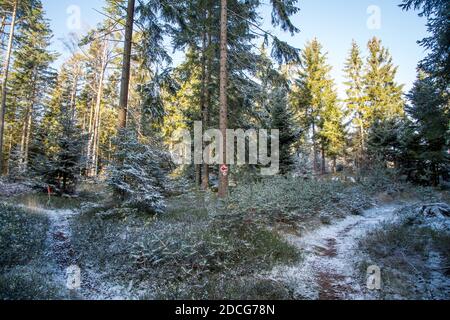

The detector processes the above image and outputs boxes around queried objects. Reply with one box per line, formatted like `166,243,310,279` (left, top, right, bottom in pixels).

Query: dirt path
18,204,131,300
269,204,401,300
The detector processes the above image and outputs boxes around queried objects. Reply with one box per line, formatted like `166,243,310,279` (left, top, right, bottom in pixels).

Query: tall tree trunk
0,15,6,58
117,0,135,130
0,0,18,174
20,69,38,172
312,119,318,174
321,144,326,175
69,69,80,123
87,42,107,177
198,15,208,189
332,157,337,174
218,0,228,198
195,164,202,187
202,12,212,190
20,106,32,172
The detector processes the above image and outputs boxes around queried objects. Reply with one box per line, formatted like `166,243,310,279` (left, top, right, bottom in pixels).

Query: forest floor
0,178,449,300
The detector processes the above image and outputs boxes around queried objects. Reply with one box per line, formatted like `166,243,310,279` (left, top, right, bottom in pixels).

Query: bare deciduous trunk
0,0,18,174
218,0,228,198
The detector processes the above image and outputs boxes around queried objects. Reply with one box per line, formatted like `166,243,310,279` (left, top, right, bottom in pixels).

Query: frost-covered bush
0,204,49,270
228,176,372,219
107,130,172,214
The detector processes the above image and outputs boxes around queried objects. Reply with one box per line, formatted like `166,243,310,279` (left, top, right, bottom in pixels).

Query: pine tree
291,39,339,174
107,129,170,214
400,0,450,186
320,96,346,173
343,41,366,168
400,0,450,87
270,86,298,174
5,1,56,174
364,37,404,123
403,71,449,185
29,62,84,194
0,0,18,173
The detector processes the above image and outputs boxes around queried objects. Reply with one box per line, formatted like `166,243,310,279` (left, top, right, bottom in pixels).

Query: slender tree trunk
88,42,107,177
321,144,326,175
202,15,212,190
359,122,364,169
20,105,32,172
195,164,202,187
69,69,80,122
0,0,17,174
312,119,318,174
332,157,337,174
19,69,37,172
93,106,102,176
117,0,135,130
198,16,208,189
6,131,12,175
218,0,228,198
0,15,6,58
85,97,95,172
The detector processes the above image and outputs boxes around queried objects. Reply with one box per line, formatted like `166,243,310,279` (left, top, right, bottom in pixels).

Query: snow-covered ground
16,204,134,300
268,204,402,300
6,195,448,300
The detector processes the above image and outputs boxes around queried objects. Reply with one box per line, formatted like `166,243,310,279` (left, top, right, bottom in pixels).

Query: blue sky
42,0,428,97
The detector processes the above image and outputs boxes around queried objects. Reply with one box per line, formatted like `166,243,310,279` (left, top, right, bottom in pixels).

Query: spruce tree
343,41,366,168
30,62,84,194
5,0,56,174
404,71,449,185
400,0,450,87
364,37,404,123
270,86,298,175
291,39,340,174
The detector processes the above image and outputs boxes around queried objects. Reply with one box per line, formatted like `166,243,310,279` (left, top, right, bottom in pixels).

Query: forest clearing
0,0,449,302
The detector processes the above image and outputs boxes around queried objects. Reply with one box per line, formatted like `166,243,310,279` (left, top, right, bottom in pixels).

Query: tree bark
312,119,318,174
87,41,108,177
0,0,18,174
195,164,202,187
202,11,212,190
69,67,81,123
19,68,38,172
117,0,135,130
218,0,228,198
321,144,326,175
0,15,6,56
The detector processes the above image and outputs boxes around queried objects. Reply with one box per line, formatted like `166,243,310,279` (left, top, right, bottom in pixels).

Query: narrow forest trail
17,205,80,294
43,208,79,290
269,204,402,300
18,204,132,300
